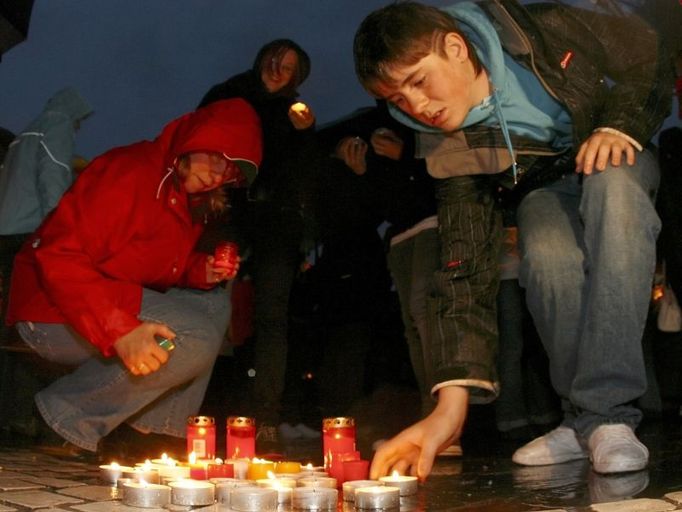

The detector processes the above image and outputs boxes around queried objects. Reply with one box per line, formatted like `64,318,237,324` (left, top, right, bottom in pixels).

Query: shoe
512,426,588,466
33,409,92,459
588,424,649,474
438,441,463,457
294,423,320,439
278,422,303,440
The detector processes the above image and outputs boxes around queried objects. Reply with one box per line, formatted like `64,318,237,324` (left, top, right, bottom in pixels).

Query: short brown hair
354,1,481,96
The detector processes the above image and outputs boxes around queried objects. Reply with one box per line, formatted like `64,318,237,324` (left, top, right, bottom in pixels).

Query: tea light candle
355,485,400,509
298,476,338,489
226,458,250,480
257,479,294,506
215,479,255,505
117,477,135,489
99,462,135,484
147,455,189,481
292,487,338,510
121,481,171,508
247,458,275,480
123,466,160,484
275,460,302,473
230,486,278,512
378,472,418,496
168,479,215,506
187,452,208,480
342,480,383,502
256,476,296,490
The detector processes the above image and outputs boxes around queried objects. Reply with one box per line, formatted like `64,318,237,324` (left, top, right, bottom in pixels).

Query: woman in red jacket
5,98,261,454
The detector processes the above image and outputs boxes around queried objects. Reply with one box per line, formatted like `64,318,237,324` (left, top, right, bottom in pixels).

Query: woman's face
261,49,299,93
180,151,241,194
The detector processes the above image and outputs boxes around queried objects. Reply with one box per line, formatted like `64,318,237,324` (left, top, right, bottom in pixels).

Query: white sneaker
277,422,302,440
512,426,588,466
294,423,321,439
588,424,649,474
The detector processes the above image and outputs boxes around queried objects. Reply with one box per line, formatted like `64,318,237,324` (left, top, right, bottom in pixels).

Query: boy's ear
443,32,469,63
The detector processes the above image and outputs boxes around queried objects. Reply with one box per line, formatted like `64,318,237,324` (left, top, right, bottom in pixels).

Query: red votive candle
329,451,360,483
214,241,239,268
207,460,234,479
226,416,256,459
343,459,370,482
322,417,356,473
186,416,216,460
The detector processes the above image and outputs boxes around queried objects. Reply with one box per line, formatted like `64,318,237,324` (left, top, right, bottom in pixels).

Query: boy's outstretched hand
370,386,469,481
575,131,636,175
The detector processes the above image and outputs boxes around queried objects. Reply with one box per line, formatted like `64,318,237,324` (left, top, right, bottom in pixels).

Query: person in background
198,39,318,446
354,0,672,479
4,99,261,457
0,87,92,334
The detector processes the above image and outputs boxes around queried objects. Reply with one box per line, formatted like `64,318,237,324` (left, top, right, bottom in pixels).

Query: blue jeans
517,150,660,439
17,286,230,451
387,226,440,415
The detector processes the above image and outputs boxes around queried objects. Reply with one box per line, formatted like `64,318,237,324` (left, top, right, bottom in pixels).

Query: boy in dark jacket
354,0,672,479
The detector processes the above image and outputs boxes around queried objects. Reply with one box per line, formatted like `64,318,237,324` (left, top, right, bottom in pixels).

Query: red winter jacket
7,99,262,357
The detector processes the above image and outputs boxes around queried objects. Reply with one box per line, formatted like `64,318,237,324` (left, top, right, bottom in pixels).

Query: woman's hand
288,102,315,130
335,136,368,175
114,322,175,376
206,254,240,284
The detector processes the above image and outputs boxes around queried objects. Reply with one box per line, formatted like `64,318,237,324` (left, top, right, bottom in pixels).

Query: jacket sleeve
33,160,144,356
178,251,214,289
36,111,76,218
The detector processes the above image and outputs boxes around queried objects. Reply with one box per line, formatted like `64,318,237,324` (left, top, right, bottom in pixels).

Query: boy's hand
335,136,368,175
114,322,174,376
370,386,468,481
575,131,636,175
370,128,404,161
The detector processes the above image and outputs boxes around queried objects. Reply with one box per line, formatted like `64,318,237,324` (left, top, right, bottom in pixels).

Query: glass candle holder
187,416,216,460
227,416,256,459
322,417,356,472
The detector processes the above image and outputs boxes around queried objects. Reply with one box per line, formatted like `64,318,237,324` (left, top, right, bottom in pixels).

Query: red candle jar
214,241,239,269
342,459,370,482
322,417,356,472
187,416,216,460
226,416,256,460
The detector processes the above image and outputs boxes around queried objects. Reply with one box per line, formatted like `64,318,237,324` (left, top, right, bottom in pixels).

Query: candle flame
267,470,277,479
233,446,240,458
189,452,197,464
305,463,314,470
109,461,120,469
391,470,401,477
161,453,168,461
142,460,152,470
199,427,206,435
215,457,223,464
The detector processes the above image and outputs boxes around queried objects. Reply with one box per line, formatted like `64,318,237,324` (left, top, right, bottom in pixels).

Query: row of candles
99,415,419,510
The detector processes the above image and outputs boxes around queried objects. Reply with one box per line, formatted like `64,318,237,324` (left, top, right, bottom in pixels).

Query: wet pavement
1,387,682,512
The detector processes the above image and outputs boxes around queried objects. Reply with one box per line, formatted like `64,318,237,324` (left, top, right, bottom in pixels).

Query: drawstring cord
492,88,519,184
156,167,174,199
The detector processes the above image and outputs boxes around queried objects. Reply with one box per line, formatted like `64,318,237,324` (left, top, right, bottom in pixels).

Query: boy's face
375,32,488,132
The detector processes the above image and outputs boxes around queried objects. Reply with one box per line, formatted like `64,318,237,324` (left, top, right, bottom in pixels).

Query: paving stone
0,505,17,512
55,486,118,502
17,477,85,489
0,480,44,492
0,490,84,509
590,498,677,512
71,502,165,512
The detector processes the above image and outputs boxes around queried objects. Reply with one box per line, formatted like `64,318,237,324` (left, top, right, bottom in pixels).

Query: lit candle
99,462,135,484
275,460,302,473
247,458,275,481
230,486,278,512
378,471,418,496
227,416,256,459
256,477,295,506
186,416,216,460
355,485,400,509
297,476,338,489
121,481,171,508
215,479,256,505
187,452,208,480
167,479,215,506
342,479,383,502
148,454,190,481
290,102,308,114
303,463,325,472
123,462,160,485
322,417,356,473
291,487,338,510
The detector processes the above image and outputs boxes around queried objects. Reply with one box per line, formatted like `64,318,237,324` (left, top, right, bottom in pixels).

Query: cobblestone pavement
1,416,682,512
